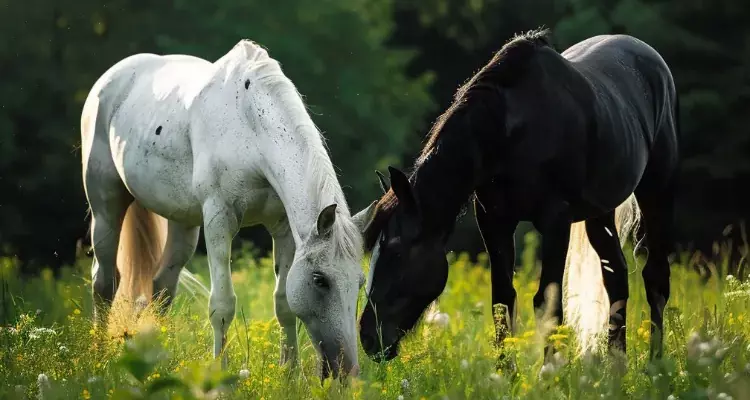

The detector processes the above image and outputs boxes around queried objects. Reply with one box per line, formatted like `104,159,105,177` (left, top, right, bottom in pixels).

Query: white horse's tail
563,194,641,354
115,202,167,302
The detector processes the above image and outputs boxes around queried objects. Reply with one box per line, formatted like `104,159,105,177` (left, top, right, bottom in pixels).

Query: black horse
355,29,679,363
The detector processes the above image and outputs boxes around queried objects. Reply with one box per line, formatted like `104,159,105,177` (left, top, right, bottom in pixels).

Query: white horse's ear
352,201,377,233
317,204,337,236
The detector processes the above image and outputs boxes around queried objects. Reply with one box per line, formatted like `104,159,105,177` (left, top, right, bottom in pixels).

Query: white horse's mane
220,40,363,263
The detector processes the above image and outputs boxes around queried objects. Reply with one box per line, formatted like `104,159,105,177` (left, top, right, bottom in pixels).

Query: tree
0,0,434,270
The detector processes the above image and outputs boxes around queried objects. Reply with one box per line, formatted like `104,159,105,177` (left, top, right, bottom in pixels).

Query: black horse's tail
563,195,642,354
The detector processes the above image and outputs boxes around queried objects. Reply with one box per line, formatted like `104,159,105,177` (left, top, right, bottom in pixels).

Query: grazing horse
356,30,679,363
81,39,373,378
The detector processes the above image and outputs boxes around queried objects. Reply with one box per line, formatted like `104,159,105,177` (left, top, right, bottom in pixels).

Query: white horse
80,39,375,378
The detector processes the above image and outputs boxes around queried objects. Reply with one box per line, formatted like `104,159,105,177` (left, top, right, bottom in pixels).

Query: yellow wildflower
82,389,91,399
161,326,167,333
74,309,81,315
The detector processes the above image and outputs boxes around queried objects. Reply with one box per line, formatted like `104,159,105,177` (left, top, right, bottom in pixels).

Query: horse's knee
274,291,295,325
642,260,670,297
209,293,236,331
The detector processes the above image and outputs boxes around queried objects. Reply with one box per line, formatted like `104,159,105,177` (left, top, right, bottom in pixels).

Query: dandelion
160,325,167,333
82,388,91,399
239,368,250,380
73,309,81,315
489,373,501,383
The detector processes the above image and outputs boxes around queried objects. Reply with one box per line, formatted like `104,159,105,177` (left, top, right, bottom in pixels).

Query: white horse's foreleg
270,220,298,366
152,221,200,310
202,198,239,368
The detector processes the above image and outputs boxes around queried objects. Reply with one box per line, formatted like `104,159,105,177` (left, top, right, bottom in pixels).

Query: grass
1,231,750,399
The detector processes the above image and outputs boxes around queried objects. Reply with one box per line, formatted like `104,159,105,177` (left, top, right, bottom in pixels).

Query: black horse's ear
375,170,389,193
388,166,418,214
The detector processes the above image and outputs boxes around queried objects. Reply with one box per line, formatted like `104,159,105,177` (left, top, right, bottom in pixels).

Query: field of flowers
2,232,750,399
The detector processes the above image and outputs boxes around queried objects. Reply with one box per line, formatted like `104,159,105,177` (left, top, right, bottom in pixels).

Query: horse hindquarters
82,89,167,326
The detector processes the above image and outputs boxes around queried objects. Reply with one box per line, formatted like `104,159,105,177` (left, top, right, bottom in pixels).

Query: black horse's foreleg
533,204,572,360
474,191,518,367
585,211,630,354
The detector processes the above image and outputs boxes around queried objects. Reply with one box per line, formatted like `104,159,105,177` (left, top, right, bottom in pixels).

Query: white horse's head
219,40,378,378
285,204,374,378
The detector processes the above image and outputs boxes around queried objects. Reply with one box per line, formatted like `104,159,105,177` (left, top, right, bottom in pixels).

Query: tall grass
1,231,749,399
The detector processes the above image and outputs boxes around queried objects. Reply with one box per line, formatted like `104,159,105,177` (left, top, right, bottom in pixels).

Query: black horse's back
557,34,679,212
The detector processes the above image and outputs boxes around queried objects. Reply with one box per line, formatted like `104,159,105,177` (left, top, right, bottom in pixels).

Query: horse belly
582,136,649,212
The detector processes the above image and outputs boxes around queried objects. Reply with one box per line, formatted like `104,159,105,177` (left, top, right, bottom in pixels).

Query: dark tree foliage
0,0,747,272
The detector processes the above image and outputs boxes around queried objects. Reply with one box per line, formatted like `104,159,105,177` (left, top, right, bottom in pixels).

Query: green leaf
145,376,188,394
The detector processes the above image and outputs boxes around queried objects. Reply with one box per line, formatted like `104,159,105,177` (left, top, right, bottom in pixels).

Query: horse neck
411,126,482,236
262,124,350,246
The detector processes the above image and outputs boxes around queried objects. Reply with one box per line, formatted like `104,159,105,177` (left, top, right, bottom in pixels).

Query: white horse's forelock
223,39,363,265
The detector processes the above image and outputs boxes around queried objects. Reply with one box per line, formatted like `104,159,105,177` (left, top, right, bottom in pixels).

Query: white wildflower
460,359,469,369
425,311,450,328
398,396,404,400
489,373,501,383
401,378,409,391
539,363,557,379
717,393,733,400
37,374,51,400
239,368,250,380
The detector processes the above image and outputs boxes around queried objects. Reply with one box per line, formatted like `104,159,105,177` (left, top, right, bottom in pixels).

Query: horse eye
312,272,329,289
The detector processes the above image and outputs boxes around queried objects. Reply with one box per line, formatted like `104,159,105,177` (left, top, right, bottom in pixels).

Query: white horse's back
82,53,221,223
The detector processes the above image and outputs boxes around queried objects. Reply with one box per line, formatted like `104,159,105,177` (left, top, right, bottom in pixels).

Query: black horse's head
357,166,449,361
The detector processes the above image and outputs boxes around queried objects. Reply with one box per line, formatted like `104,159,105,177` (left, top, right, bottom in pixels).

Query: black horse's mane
364,28,553,251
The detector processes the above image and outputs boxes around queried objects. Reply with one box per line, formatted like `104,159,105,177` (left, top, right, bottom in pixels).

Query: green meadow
2,232,749,399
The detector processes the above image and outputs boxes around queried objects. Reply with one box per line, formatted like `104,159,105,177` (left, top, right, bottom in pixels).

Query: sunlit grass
1,231,750,399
